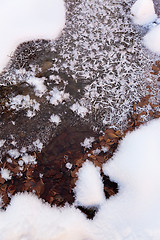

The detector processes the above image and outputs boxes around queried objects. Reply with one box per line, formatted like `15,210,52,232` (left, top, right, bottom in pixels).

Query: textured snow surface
1,119,160,239
131,0,157,25
0,0,65,72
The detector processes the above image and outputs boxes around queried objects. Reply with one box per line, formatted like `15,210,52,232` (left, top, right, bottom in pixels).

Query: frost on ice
80,137,95,149
49,114,61,126
0,0,66,72
70,102,88,118
48,87,70,106
6,95,40,118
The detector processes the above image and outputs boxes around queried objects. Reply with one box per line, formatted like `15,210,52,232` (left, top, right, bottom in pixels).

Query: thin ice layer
50,0,159,128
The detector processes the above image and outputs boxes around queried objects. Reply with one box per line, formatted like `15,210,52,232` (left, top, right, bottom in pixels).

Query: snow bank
74,161,105,207
131,0,160,54
0,0,65,72
92,118,160,239
0,193,94,240
143,24,160,54
131,0,157,25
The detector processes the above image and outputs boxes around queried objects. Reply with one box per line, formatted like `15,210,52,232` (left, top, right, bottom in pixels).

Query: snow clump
26,76,47,97
74,161,105,207
70,102,88,118
6,95,40,118
143,24,160,54
131,0,160,55
33,139,43,152
0,193,94,240
80,137,95,149
8,149,20,159
48,87,70,106
131,0,157,25
1,168,12,181
49,114,61,126
0,140,5,148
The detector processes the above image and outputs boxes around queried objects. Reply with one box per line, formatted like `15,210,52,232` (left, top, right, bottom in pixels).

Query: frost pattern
50,0,159,128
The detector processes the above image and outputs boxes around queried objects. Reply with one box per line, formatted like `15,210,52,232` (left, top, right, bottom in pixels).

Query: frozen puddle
0,0,160,156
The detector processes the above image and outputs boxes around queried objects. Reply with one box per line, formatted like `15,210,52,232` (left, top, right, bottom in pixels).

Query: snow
6,95,40,118
8,149,20,159
92,118,160,239
74,161,105,207
101,146,109,153
1,119,160,238
131,0,157,25
0,140,5,148
131,0,160,55
0,0,65,72
48,87,70,106
81,137,95,149
0,193,94,240
33,139,43,152
22,154,36,165
65,162,72,170
49,114,61,126
26,77,47,97
70,102,88,118
1,168,12,181
143,24,160,54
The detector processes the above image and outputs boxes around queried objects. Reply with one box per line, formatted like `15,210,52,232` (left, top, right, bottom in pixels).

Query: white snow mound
0,0,65,72
143,24,160,54
92,118,160,240
131,0,157,25
0,193,95,240
75,161,105,207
